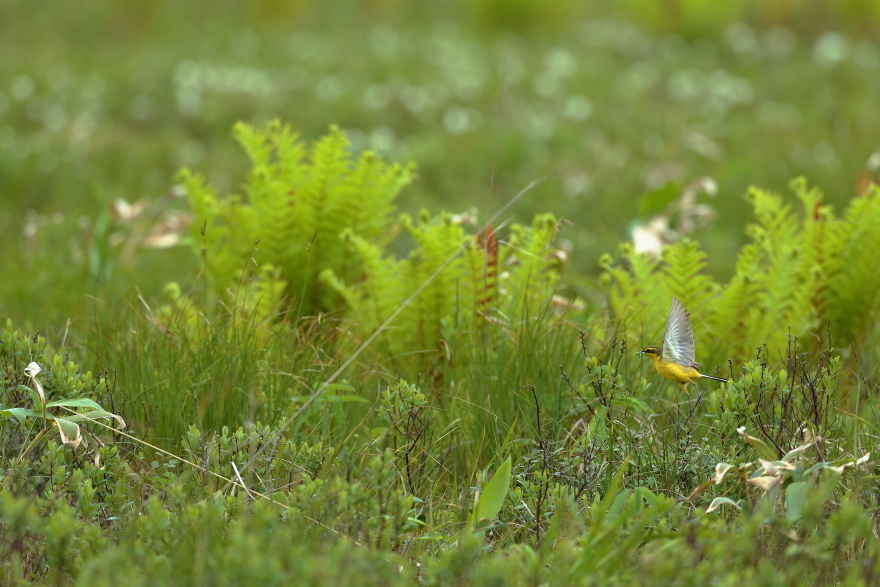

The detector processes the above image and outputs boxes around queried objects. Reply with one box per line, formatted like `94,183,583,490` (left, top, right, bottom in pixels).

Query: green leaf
785,481,811,523
61,410,126,429
611,396,649,413
472,518,495,532
47,398,103,410
1,407,39,425
592,462,628,525
474,457,512,528
634,487,663,511
607,489,630,520
781,438,818,462
19,384,44,411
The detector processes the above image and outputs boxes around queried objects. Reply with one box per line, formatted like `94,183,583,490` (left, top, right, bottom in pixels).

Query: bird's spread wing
661,297,700,368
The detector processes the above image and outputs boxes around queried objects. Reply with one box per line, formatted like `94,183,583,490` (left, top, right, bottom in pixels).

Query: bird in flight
636,297,727,393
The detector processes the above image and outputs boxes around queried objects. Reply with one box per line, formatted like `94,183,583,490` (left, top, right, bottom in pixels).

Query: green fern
739,186,818,353
183,120,415,314
825,185,880,340
660,239,716,312
704,240,762,361
599,243,663,330
321,212,563,373
601,240,710,360
603,179,880,366
502,214,562,322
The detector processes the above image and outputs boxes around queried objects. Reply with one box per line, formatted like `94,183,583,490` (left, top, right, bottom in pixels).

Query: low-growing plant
703,340,843,461
690,426,871,525
97,285,348,449
2,267,880,586
1,321,127,495
377,379,438,497
1,362,124,484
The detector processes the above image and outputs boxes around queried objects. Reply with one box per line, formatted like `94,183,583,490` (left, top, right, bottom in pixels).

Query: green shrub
0,321,125,483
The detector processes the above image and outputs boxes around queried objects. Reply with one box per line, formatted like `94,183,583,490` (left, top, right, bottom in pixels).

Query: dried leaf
758,459,779,476
63,409,127,430
747,475,782,491
24,362,42,378
714,462,735,484
826,462,854,474
759,459,796,475
706,497,742,513
686,478,716,503
54,418,83,449
143,232,181,249
24,362,46,404
781,435,821,462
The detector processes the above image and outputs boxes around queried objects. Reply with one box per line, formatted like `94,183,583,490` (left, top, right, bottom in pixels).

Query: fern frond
660,239,714,310
325,212,565,374
600,242,668,347
182,121,414,314
706,241,762,361
245,264,288,322
603,179,880,364
400,213,466,353
503,214,561,323
827,185,880,339
234,121,273,173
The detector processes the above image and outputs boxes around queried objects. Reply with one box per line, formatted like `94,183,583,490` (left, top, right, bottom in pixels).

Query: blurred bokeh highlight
2,0,879,326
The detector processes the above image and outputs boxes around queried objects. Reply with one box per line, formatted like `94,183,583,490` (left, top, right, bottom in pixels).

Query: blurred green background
3,0,879,328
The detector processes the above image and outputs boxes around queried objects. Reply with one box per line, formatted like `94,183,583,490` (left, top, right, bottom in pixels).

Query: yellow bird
636,297,727,393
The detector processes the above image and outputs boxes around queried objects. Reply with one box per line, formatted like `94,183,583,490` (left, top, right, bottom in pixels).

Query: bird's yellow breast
648,355,701,384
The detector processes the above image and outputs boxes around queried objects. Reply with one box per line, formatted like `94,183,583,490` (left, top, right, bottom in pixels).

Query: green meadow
3,1,880,584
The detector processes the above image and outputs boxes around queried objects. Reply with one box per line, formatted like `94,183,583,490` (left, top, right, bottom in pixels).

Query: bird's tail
701,374,728,383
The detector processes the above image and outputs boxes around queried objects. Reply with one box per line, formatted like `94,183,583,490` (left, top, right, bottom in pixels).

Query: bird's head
636,346,660,359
